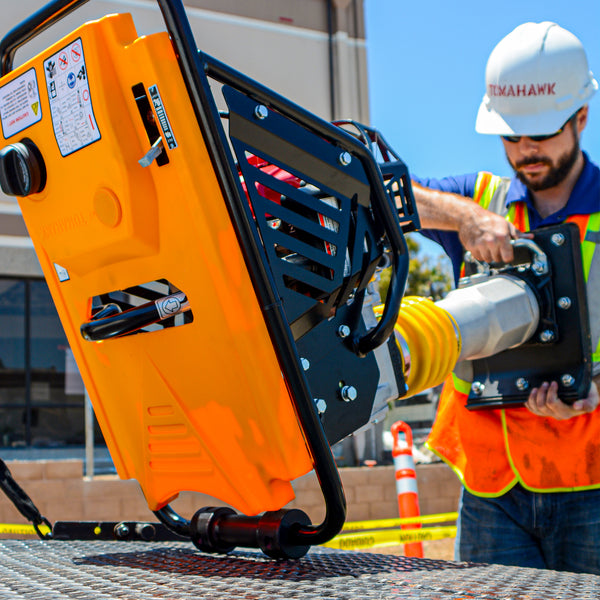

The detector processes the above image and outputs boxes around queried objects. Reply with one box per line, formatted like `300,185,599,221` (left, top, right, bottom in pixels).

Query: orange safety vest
427,171,600,496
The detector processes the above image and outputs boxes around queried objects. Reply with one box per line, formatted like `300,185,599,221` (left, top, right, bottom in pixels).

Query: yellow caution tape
341,512,458,531
322,525,457,551
0,523,51,536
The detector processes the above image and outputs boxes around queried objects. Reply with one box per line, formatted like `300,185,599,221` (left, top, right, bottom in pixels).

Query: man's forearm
410,181,525,263
411,182,483,231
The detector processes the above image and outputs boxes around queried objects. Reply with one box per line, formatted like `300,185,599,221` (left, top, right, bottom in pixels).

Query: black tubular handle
80,293,190,341
0,0,91,76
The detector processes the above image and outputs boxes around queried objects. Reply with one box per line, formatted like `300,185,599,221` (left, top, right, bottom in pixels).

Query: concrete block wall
0,460,462,531
286,463,462,523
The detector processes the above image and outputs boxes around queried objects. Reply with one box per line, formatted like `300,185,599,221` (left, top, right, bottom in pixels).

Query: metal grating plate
0,540,598,599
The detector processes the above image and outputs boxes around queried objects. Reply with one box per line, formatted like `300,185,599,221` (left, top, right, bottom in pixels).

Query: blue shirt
414,152,600,284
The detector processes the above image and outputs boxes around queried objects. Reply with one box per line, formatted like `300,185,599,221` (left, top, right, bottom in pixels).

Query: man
412,22,600,573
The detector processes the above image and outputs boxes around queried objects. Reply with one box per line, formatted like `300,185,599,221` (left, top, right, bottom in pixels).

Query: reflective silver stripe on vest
586,230,600,244
485,177,512,217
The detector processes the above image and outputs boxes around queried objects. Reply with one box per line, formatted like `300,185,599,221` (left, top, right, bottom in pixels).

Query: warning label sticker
0,68,42,139
43,38,100,156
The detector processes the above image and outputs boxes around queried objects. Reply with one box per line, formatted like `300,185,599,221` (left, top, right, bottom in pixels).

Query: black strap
0,459,52,539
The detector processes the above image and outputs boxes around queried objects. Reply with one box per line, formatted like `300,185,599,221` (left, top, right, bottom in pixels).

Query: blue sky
364,0,600,180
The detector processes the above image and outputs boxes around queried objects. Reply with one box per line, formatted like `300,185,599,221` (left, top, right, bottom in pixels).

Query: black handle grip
0,0,91,76
81,293,189,341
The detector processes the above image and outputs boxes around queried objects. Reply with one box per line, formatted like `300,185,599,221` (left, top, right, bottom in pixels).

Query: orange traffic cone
391,420,423,557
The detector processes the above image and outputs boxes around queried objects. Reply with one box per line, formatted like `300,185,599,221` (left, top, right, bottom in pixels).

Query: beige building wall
0,0,369,275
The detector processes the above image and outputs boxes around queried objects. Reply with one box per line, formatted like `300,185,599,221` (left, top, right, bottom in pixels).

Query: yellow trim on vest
507,201,530,231
506,202,516,222
524,207,530,231
582,212,600,283
579,212,600,360
424,439,518,498
474,172,504,210
451,372,472,395
473,172,492,205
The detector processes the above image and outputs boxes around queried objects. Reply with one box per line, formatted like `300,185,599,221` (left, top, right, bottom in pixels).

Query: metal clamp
511,238,548,275
462,238,548,281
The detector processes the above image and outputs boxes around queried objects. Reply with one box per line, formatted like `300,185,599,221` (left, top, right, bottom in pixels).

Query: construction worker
412,22,600,573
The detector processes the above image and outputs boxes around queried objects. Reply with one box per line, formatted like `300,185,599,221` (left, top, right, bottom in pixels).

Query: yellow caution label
0,523,51,536
322,525,457,550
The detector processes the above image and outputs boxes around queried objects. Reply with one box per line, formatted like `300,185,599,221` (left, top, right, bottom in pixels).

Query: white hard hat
476,22,598,136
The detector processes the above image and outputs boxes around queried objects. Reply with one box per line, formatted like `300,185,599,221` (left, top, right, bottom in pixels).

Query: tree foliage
378,234,453,301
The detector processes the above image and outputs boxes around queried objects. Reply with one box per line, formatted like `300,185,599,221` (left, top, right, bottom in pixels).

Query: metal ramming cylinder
395,274,540,396
436,274,540,361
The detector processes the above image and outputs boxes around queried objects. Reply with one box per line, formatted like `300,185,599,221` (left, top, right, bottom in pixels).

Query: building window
0,277,101,447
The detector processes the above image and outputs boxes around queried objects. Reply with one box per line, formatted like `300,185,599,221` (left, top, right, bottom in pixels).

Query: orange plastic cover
2,13,312,513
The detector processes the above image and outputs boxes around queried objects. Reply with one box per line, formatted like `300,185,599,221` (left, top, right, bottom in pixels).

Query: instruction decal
0,68,42,139
148,85,177,149
43,38,100,156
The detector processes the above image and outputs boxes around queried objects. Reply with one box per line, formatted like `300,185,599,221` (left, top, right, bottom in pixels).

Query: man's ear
576,105,589,134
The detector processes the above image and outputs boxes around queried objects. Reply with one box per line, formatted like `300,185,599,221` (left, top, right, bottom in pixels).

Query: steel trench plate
0,540,598,599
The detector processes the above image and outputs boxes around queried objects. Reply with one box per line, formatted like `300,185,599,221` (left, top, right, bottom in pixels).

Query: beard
508,134,580,192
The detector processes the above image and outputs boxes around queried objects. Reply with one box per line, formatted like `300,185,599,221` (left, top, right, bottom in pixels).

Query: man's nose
517,137,541,154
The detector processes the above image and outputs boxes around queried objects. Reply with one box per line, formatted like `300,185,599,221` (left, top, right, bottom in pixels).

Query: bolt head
314,398,327,414
557,296,572,310
532,262,545,274
539,329,555,343
551,233,565,246
254,104,268,120
561,374,575,387
471,381,485,396
114,523,129,538
337,324,351,338
341,385,358,402
301,357,310,371
515,377,529,391
339,151,352,166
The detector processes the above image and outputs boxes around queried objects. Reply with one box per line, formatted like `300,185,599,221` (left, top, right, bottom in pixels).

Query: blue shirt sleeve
412,174,478,197
411,173,479,284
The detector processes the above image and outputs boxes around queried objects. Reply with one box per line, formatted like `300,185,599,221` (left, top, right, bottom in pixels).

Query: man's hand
411,183,532,264
525,381,600,420
458,202,530,264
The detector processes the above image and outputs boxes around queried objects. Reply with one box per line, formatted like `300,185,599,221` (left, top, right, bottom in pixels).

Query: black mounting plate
467,222,591,410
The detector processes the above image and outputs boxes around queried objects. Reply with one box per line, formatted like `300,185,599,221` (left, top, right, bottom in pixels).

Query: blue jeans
456,484,600,574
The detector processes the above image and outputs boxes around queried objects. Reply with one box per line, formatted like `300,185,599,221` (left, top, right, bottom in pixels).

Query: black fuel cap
0,138,46,197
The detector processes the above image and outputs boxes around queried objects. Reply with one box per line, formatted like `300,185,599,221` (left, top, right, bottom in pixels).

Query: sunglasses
501,113,577,143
